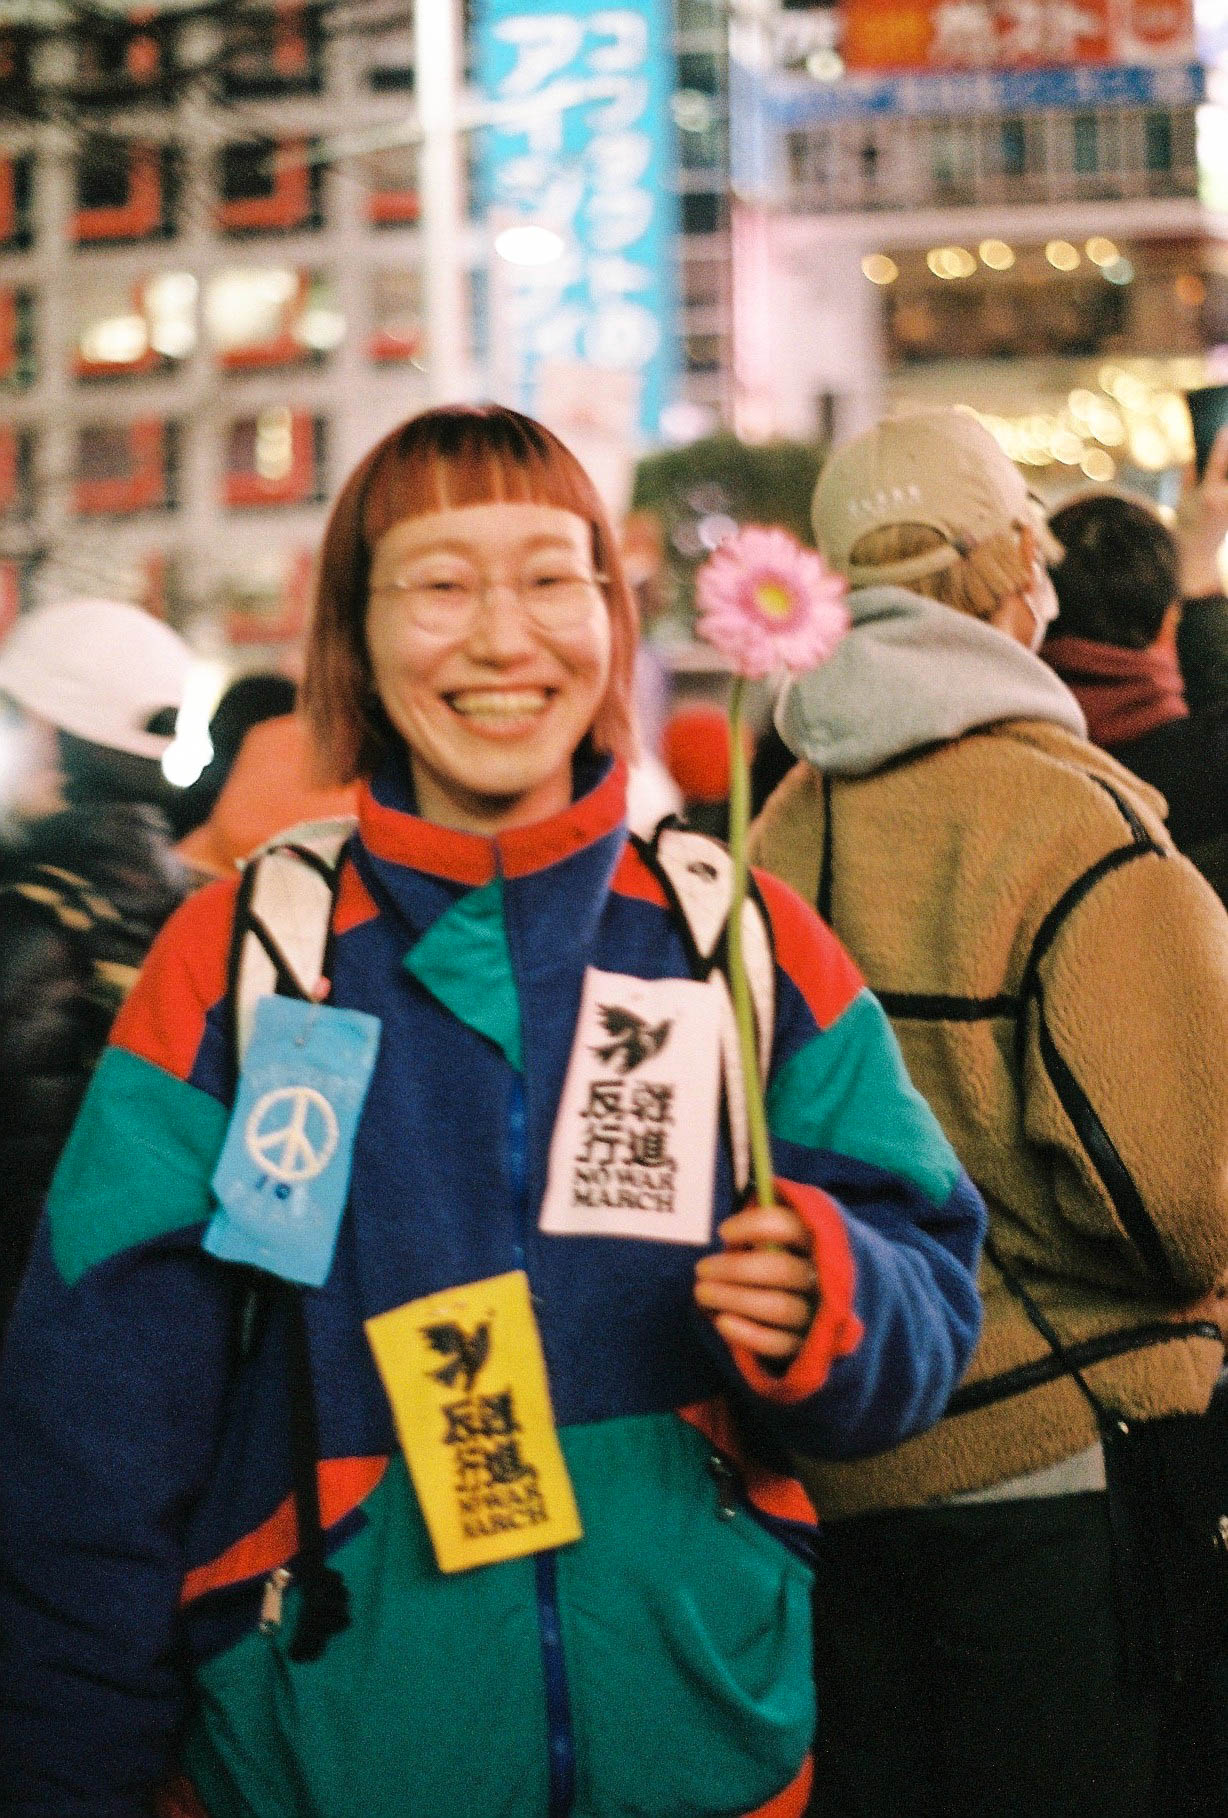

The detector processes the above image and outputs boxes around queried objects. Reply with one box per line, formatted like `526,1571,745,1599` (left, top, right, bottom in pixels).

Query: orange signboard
840,0,1192,71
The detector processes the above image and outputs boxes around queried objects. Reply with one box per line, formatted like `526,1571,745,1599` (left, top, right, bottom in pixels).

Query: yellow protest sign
365,1270,583,1573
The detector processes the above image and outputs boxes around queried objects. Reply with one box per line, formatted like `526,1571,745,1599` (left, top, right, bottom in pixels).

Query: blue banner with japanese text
475,0,680,447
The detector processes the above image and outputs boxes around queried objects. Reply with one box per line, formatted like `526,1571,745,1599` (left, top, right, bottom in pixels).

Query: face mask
1023,568,1059,651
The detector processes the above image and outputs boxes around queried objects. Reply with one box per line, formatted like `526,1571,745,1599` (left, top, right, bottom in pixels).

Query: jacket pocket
182,1457,551,1818
557,1414,815,1818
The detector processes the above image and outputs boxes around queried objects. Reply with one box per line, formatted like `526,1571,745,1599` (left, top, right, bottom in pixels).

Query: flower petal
694,526,849,678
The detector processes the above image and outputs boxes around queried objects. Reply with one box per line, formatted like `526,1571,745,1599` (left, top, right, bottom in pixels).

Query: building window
0,427,34,520
75,420,177,516
682,190,725,234
674,95,725,174
1145,111,1173,172
682,252,723,311
1073,113,1099,174
0,30,32,116
76,9,168,95
684,331,724,373
1000,120,1027,177
222,547,316,647
224,409,325,508
365,24,413,92
0,156,33,250
369,268,424,362
364,144,420,226
930,121,976,200
222,2,322,97
73,140,175,244
0,290,35,389
74,272,198,380
217,138,322,234
206,268,342,367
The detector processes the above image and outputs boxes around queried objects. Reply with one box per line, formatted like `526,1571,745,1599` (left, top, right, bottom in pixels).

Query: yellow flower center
753,579,794,621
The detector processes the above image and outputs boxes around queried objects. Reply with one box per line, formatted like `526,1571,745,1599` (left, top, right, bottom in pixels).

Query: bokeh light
861,254,899,285
978,239,1015,270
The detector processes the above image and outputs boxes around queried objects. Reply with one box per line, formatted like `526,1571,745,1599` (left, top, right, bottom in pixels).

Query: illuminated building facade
0,1,728,648
732,1,1215,492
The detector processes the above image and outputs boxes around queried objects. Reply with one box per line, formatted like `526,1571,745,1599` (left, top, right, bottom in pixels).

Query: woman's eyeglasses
369,566,608,637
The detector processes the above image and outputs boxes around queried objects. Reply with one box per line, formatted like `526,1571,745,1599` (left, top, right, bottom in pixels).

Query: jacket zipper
507,1068,576,1817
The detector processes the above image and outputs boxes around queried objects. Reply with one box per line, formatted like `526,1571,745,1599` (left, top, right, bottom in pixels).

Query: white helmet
0,597,192,759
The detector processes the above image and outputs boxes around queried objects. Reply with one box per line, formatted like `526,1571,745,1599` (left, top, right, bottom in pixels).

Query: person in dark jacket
0,597,193,1330
1043,434,1228,901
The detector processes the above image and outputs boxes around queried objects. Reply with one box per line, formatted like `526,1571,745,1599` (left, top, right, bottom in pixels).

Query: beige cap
813,408,1062,588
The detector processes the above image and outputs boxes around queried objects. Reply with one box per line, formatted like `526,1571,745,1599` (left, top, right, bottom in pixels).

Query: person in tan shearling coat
750,409,1228,1818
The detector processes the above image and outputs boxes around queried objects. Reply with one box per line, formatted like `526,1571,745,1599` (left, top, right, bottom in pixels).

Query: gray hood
776,584,1087,776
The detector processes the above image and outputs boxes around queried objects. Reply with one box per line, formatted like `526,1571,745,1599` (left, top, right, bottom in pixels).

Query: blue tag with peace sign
205,995,381,1287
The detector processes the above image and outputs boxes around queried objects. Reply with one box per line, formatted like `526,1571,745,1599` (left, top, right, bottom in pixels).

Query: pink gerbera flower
694,525,849,680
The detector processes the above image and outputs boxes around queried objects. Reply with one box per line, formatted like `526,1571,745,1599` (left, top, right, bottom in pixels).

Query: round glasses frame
368,570,610,638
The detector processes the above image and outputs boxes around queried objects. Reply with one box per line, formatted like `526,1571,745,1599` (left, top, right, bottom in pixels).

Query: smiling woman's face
365,500,612,835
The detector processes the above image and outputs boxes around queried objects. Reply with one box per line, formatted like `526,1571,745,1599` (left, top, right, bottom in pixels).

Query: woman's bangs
360,418,603,546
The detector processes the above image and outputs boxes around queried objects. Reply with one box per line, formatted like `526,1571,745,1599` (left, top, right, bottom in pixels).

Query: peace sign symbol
245,1086,339,1185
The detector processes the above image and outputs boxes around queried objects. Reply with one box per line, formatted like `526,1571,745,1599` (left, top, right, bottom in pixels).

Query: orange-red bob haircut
302,403,639,783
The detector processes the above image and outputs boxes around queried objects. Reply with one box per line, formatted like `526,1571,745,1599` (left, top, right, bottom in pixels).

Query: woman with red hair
0,406,982,1818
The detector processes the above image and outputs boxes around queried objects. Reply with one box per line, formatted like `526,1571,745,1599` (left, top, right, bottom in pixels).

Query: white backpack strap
636,821,776,1196
228,816,357,1069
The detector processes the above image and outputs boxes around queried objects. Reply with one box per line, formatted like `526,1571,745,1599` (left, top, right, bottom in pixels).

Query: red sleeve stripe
745,1757,813,1818
610,840,669,908
752,868,863,1033
180,1455,388,1604
109,879,237,1082
678,1399,817,1526
730,1178,862,1405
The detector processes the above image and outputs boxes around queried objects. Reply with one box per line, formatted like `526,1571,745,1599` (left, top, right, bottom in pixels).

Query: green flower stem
726,677,775,1210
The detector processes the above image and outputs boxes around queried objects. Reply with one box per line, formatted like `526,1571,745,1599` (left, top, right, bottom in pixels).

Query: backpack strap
223,815,357,1663
227,816,357,1076
632,818,776,1199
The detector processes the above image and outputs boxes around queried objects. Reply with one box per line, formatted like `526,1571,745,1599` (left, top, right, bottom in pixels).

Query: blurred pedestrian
0,597,192,1331
1043,433,1228,903
661,699,749,838
174,712,358,883
750,408,1228,1818
169,670,298,840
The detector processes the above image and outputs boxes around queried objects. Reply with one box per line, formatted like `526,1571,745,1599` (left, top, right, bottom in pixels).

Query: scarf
1041,633,1188,749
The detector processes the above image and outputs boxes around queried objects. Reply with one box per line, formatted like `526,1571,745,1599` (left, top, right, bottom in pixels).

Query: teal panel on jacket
403,877,523,1071
768,987,962,1205
558,1413,814,1818
183,1455,550,1818
47,1046,229,1286
183,1418,812,1818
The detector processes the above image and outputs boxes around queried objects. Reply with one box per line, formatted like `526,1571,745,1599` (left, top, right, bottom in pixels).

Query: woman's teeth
450,690,548,718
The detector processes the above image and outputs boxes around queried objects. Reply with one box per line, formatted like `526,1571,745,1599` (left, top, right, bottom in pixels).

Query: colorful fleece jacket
0,756,984,1818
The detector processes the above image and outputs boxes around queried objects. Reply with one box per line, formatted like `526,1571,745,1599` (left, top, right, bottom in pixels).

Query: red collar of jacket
356,755,628,886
